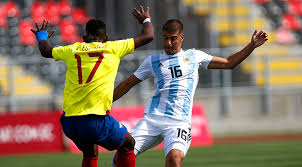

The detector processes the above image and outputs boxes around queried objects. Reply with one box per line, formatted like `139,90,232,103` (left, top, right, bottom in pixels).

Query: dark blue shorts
60,113,128,151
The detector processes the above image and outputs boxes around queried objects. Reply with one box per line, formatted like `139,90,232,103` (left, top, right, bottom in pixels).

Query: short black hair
162,19,184,33
83,19,106,42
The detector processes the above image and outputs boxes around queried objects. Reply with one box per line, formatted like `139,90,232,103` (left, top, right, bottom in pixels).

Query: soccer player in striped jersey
112,19,268,167
31,6,154,167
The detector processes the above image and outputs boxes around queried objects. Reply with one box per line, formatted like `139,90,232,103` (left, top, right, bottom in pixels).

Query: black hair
162,19,184,33
83,19,107,42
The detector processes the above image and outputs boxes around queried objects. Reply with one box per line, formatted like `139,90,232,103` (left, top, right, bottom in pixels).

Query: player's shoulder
54,42,80,48
106,38,134,52
185,48,209,56
149,52,163,61
108,38,134,45
183,48,197,56
150,53,161,58
185,48,195,52
53,42,82,53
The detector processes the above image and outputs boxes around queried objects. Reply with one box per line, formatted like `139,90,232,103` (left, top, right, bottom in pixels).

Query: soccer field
1,140,302,167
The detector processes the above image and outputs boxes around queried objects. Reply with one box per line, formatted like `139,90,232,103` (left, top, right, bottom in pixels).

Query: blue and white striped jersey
134,49,212,123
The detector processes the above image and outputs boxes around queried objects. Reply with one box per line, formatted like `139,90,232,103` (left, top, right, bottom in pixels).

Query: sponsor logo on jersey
158,63,163,68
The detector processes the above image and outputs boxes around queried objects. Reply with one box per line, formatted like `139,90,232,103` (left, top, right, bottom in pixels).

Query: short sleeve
112,38,135,59
133,56,153,81
52,45,73,62
194,49,213,69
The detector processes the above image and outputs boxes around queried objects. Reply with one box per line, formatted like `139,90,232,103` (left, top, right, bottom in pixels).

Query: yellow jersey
52,38,135,116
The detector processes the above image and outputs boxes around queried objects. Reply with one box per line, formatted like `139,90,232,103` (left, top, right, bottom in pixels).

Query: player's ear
104,35,108,42
181,33,184,41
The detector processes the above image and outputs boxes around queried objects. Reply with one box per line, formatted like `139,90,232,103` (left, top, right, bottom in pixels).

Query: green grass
1,140,302,167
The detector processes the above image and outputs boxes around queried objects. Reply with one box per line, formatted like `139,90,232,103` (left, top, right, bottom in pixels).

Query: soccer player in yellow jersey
31,6,154,167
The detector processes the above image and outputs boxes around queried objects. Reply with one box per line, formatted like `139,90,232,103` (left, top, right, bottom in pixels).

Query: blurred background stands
0,0,301,135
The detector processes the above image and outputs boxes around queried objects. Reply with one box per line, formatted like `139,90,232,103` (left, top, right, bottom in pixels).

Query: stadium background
0,0,302,166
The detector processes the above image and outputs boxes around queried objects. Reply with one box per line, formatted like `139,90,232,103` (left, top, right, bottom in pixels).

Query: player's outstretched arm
208,30,268,69
113,74,141,102
31,19,56,58
132,5,154,49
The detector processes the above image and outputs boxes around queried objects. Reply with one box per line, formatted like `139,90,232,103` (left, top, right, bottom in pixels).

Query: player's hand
132,5,151,24
251,30,268,48
31,19,55,38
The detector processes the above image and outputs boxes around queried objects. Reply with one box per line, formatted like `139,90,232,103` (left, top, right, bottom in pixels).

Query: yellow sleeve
52,44,74,62
112,38,135,59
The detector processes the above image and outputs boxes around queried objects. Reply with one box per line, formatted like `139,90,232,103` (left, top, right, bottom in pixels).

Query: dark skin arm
113,74,142,102
132,6,154,49
38,40,53,58
208,30,268,69
31,19,55,58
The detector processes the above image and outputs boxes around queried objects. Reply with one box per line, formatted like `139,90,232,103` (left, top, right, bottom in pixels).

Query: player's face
162,30,184,55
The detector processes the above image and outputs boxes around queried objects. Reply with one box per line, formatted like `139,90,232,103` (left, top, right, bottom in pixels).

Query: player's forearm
226,42,255,69
113,83,132,102
141,22,154,43
38,40,53,58
113,75,141,102
134,22,154,48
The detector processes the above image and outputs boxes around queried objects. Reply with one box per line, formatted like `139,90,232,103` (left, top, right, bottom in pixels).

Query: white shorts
130,114,192,157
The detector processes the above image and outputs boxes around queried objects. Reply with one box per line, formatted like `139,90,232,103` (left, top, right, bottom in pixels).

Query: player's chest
154,56,195,80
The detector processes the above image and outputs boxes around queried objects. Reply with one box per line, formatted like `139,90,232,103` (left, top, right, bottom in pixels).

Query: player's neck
165,48,183,55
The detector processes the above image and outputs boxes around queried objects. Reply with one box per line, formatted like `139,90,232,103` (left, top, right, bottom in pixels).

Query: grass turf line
0,140,302,167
